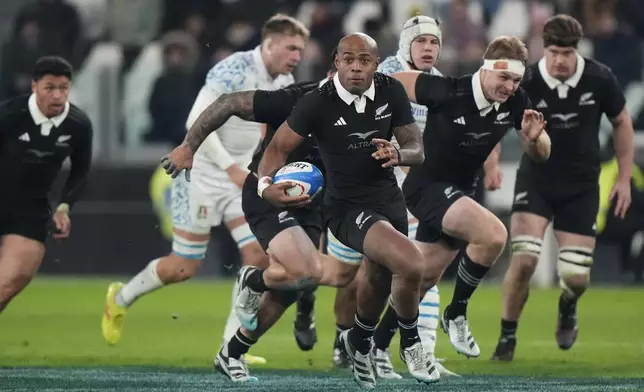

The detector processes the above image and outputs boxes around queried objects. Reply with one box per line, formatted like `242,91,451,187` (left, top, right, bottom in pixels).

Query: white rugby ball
273,161,324,198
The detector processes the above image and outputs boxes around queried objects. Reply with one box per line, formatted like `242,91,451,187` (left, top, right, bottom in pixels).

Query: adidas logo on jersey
453,117,466,125
334,117,347,126
18,133,30,142
536,99,548,109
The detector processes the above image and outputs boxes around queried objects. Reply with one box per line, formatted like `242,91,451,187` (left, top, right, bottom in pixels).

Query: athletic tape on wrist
257,176,272,198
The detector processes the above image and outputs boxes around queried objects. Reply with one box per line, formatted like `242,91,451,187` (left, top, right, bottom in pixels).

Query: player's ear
31,80,38,94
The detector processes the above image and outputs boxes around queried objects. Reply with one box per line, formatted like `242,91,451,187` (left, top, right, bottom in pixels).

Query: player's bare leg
235,226,323,331
432,197,508,358
339,220,439,387
373,240,458,378
552,230,595,351
0,235,45,312
222,216,271,364
326,230,363,367
216,289,299,382
493,212,548,361
332,263,361,368
102,227,208,345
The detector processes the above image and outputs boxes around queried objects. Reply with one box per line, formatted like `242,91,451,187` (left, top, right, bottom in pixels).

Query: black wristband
394,146,401,166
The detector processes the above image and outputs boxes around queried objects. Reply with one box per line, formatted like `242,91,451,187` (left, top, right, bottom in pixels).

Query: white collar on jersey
538,53,585,90
472,71,500,116
252,45,273,82
333,72,375,113
28,93,70,128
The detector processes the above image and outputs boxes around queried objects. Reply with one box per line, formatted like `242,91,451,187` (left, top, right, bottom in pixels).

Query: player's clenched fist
520,109,547,142
371,138,400,168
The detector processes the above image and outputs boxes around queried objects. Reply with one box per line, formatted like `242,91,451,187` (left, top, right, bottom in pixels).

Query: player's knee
483,218,508,256
0,270,33,306
336,263,360,287
511,235,543,275
557,246,593,297
164,254,202,281
396,245,425,280
240,243,268,268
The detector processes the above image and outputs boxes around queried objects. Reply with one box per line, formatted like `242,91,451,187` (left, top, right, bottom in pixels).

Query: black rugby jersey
0,94,93,212
287,72,415,205
247,81,322,174
404,71,530,193
518,56,626,183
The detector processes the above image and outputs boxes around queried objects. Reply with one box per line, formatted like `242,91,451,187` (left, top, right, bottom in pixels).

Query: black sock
448,253,489,318
373,303,398,350
335,323,351,348
397,313,420,349
501,319,518,339
559,293,578,311
245,268,268,292
226,329,257,359
297,287,316,315
349,313,377,354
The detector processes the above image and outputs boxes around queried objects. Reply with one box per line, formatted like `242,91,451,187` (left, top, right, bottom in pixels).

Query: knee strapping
172,235,208,260
231,223,257,249
511,235,543,258
557,246,593,294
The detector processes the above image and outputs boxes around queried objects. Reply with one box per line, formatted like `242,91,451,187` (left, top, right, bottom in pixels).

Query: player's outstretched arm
161,90,257,179
391,122,424,165
184,90,257,153
518,109,551,163
257,122,310,208
391,71,422,103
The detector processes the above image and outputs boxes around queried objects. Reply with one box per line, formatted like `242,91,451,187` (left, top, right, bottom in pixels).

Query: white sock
418,286,440,356
115,258,164,307
222,279,241,343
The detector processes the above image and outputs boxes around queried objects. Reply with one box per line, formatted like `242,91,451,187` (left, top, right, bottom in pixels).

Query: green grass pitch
0,277,642,391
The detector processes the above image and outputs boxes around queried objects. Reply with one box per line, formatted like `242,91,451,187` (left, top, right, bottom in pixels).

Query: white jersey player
327,16,457,378
101,15,310,362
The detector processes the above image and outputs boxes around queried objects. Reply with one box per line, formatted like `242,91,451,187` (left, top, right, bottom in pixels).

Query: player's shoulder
0,94,30,118
377,56,406,75
581,57,617,82
66,103,92,129
508,85,530,107
258,81,319,106
521,63,540,85
205,49,257,91
374,72,404,91
284,81,320,96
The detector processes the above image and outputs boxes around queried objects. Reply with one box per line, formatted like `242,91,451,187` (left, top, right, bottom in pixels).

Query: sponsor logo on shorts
355,211,372,230
514,191,528,205
444,186,458,199
278,211,294,224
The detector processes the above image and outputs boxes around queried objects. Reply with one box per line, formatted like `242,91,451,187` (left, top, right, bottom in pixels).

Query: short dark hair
261,13,309,41
329,47,338,73
32,56,73,82
543,14,583,48
483,36,529,65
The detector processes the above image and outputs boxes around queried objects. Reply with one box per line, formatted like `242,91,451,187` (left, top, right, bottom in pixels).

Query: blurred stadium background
0,0,643,390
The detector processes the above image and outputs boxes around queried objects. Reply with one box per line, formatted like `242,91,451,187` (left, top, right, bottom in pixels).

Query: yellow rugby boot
101,282,127,345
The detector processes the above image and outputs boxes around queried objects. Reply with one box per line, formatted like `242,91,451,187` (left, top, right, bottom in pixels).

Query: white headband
481,59,525,77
